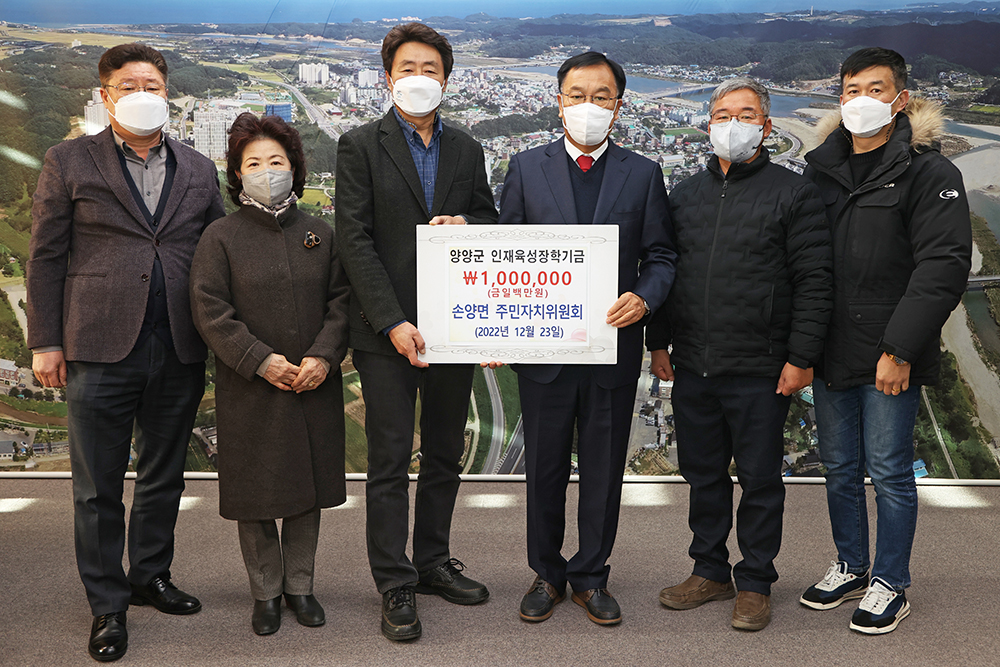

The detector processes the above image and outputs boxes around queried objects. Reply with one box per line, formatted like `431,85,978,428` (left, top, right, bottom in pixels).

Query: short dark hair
98,43,168,86
381,22,454,78
225,112,306,206
557,52,627,99
840,47,907,93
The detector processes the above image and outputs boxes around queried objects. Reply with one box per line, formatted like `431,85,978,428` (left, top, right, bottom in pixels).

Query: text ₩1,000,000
417,225,619,364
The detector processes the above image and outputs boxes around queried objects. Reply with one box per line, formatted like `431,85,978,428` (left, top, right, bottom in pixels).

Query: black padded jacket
803,98,972,390
646,148,833,379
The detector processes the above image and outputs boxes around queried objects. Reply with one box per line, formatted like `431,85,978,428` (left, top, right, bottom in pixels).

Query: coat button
155,239,160,246
141,274,149,281
855,313,862,320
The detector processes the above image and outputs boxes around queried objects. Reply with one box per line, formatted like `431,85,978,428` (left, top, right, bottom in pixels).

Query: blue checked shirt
393,107,442,214
381,109,446,337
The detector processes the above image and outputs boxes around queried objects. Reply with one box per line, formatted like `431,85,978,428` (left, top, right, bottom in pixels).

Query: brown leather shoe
520,576,565,622
571,588,621,625
659,575,736,610
732,591,771,631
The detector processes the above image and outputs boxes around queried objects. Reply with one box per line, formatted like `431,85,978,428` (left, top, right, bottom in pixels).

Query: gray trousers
237,508,321,600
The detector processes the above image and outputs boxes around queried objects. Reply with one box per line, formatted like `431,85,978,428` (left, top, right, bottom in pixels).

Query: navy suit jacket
499,139,676,388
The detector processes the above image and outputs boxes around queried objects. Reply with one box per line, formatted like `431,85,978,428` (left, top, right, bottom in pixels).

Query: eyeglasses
710,111,767,124
561,93,619,110
104,82,165,95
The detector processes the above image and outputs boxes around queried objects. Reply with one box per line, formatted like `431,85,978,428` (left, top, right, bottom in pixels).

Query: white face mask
841,91,902,138
389,75,443,117
561,101,616,147
241,169,294,208
709,119,765,164
107,91,169,136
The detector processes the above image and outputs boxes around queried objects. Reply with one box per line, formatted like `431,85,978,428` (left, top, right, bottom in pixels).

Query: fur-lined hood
813,96,945,151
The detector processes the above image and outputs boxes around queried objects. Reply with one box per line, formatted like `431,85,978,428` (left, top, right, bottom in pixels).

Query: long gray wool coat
190,204,350,520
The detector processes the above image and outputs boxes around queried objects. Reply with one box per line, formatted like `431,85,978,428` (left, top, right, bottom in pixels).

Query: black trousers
66,335,205,615
519,368,636,592
671,368,790,595
352,349,474,593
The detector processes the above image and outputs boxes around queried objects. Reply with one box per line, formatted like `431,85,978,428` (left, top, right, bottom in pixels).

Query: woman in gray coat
190,112,350,636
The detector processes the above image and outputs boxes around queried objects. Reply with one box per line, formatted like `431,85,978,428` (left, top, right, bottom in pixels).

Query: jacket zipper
702,178,728,376
824,153,911,386
767,284,774,355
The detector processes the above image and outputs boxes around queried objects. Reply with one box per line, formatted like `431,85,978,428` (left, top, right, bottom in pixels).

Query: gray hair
709,77,771,116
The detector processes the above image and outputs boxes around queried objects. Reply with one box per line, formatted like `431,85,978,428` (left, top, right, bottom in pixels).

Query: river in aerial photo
944,147,1000,437
506,64,832,114
964,190,1000,355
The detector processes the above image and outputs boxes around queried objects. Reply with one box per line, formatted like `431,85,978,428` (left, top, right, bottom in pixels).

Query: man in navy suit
497,52,676,626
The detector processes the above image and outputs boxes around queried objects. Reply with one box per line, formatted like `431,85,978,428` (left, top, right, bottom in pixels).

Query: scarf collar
239,190,299,218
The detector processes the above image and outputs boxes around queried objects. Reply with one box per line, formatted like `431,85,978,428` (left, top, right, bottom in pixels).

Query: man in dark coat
799,47,971,635
27,43,225,661
498,52,676,626
649,77,832,631
335,23,498,642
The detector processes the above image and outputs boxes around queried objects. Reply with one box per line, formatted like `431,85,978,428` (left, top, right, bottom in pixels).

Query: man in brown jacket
27,43,225,662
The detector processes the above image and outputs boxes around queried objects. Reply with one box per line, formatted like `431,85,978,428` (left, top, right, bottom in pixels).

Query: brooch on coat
304,231,321,248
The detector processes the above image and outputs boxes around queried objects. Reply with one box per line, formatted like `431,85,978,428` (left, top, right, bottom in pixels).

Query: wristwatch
886,353,909,366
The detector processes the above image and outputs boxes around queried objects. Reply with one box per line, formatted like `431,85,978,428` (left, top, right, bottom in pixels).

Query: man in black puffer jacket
648,78,832,631
798,47,971,636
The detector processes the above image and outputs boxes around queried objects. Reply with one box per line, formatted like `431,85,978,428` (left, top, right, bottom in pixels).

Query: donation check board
416,224,619,364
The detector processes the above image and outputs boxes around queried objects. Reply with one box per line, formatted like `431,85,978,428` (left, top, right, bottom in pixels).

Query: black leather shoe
88,611,127,662
415,558,490,605
381,586,421,641
130,576,202,615
252,597,282,636
284,593,325,627
519,576,565,622
572,588,622,625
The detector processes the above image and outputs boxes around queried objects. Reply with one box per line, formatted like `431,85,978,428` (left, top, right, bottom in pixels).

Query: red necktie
577,154,594,173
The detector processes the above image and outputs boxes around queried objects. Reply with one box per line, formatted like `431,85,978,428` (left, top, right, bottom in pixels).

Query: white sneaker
849,577,910,635
800,560,869,610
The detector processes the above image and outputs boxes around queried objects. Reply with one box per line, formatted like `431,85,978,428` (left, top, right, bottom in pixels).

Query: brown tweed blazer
27,127,226,364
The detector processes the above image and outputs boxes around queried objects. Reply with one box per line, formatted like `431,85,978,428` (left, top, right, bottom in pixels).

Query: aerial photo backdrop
3,1,1000,480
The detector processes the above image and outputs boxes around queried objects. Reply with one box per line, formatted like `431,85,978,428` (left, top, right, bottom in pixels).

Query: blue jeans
813,382,921,590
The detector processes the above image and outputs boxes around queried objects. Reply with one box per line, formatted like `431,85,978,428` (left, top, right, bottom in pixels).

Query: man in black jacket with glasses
648,77,832,632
